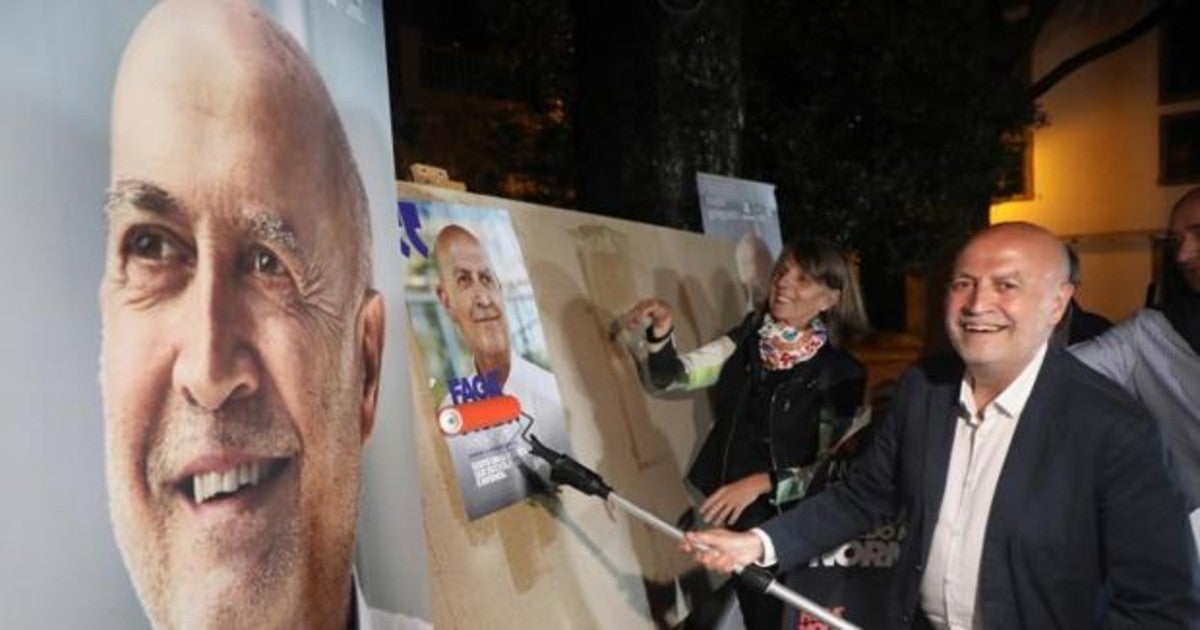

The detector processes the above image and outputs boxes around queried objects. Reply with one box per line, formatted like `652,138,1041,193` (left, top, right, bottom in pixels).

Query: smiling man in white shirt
685,222,1198,628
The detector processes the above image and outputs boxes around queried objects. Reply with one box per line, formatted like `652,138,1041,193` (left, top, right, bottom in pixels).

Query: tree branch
1028,1,1167,100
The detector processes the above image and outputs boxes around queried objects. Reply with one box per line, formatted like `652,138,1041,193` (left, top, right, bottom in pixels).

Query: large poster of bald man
1,1,430,627
400,200,572,520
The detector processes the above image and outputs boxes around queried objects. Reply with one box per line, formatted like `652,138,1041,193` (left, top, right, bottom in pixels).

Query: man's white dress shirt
753,345,1049,630
918,343,1048,630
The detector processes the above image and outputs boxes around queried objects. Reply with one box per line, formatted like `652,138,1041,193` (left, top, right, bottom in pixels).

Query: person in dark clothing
1059,299,1113,345
686,223,1198,629
1072,187,1200,539
1050,244,1112,348
622,237,869,629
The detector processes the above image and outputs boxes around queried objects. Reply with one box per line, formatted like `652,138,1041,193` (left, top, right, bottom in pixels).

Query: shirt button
900,613,911,624
915,563,924,573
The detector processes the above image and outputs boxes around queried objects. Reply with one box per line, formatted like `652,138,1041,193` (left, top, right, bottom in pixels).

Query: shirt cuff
1189,508,1200,552
645,332,673,353
750,528,778,567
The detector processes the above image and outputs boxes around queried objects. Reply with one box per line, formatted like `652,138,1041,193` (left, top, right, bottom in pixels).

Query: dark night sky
385,0,503,52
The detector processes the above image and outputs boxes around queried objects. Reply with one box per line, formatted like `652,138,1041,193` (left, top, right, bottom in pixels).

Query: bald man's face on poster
402,202,571,520
434,225,512,366
99,1,384,627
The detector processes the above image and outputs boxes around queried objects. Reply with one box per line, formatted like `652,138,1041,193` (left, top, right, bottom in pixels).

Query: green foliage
408,0,1049,276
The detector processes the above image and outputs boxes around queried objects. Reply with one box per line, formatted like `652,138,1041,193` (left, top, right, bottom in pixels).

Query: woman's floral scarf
758,313,827,371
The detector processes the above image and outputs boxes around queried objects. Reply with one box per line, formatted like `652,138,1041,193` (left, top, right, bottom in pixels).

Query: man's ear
357,289,386,444
435,282,450,311
1050,281,1075,326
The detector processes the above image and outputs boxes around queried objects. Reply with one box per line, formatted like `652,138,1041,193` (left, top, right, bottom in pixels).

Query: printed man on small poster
402,201,571,519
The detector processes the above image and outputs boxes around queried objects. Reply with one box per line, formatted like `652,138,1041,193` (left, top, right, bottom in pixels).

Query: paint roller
439,395,858,628
519,434,860,630
437,395,522,435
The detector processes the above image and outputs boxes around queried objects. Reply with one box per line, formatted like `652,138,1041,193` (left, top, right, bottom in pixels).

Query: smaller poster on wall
398,199,572,519
696,172,784,308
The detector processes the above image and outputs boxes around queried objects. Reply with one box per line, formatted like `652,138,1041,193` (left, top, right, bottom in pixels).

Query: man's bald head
432,224,512,377
958,222,1072,285
110,0,371,290
101,3,386,628
1169,187,1200,293
433,224,486,283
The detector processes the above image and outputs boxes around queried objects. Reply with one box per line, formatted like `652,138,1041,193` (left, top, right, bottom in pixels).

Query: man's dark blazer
760,349,1199,628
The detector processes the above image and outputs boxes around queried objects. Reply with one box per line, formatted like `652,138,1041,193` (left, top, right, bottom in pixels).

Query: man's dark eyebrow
104,180,182,217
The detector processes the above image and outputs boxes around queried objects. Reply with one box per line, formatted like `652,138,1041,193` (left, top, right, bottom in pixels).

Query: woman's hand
624,298,674,340
699,472,771,526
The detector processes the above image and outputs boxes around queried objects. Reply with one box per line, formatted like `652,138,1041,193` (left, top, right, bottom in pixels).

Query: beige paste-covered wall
398,182,746,628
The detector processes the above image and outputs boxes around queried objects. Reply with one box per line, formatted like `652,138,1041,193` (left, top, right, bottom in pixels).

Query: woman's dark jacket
646,311,866,530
